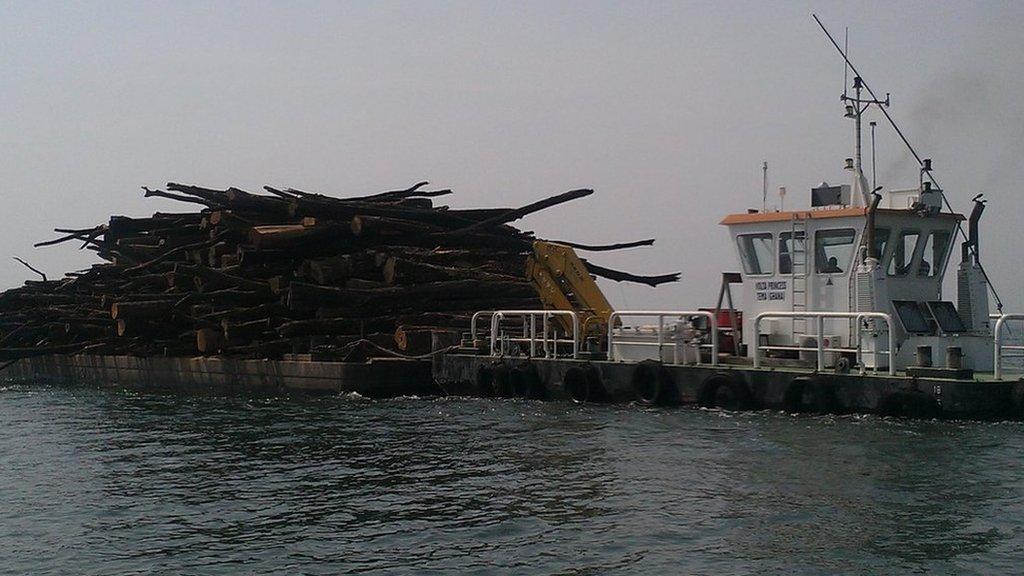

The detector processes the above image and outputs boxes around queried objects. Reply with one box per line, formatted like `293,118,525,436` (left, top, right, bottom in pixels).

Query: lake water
1,384,1022,575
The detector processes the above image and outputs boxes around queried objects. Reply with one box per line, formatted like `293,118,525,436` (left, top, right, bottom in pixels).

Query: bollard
916,345,933,367
946,346,963,370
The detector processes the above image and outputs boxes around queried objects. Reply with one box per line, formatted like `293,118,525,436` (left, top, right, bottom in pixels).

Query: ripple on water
1,384,1023,575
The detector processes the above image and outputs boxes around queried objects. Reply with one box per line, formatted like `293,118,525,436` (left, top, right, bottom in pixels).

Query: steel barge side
435,352,1024,421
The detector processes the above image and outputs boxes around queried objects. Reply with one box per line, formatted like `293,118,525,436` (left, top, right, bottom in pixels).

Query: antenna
812,12,1005,313
834,26,889,208
870,120,877,190
762,161,768,212
843,27,849,98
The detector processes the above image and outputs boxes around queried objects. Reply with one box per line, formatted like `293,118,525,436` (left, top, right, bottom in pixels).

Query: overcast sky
2,1,1022,311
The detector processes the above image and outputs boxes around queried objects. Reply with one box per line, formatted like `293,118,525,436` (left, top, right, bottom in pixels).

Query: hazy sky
2,1,1022,310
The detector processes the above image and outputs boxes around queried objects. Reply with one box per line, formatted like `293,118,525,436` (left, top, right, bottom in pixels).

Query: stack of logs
0,182,678,361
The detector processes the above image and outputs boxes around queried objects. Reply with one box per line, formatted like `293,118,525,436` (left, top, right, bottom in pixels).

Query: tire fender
632,361,676,406
698,372,752,411
563,364,605,404
511,365,546,400
783,376,840,414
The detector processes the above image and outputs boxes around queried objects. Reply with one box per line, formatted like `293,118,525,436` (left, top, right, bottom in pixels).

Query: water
2,384,1023,575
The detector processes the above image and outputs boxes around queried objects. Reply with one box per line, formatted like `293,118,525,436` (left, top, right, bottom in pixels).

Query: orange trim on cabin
719,207,964,226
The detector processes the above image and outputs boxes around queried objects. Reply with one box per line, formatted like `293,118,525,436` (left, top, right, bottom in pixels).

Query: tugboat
437,23,1024,419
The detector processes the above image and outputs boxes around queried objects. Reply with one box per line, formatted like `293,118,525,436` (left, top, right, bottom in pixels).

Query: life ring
698,372,752,411
632,360,676,406
563,365,605,404
878,390,941,419
511,365,546,400
782,376,841,414
491,364,514,398
475,364,495,397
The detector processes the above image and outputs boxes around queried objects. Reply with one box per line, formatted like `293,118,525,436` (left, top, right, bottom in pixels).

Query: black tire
476,365,495,397
511,366,546,400
1010,381,1024,420
782,376,841,414
834,355,853,375
879,391,942,419
492,364,513,398
632,361,676,406
563,365,605,404
699,373,752,411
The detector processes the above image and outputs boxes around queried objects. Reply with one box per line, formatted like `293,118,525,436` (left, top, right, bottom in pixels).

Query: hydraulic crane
525,241,615,340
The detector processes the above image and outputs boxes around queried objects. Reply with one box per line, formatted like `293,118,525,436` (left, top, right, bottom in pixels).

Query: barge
6,27,1024,421
435,56,1024,420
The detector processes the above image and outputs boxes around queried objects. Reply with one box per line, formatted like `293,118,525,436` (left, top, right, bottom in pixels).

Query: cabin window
872,227,891,261
779,231,806,275
888,230,921,276
814,228,856,274
919,230,952,277
736,233,774,275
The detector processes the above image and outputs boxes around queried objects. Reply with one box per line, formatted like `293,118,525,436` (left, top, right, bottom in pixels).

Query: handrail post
753,313,763,369
885,314,895,376
657,315,665,362
542,313,550,358
816,315,825,371
489,312,505,356
710,311,719,366
532,311,540,356
472,310,495,346
995,315,1006,380
607,312,619,362
571,311,580,359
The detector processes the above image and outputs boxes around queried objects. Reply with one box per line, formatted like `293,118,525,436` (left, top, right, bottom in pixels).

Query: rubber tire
563,365,605,404
476,365,495,397
511,366,546,400
783,377,841,414
699,373,752,411
879,391,942,419
632,361,676,406
834,355,853,375
1010,381,1024,419
492,364,514,398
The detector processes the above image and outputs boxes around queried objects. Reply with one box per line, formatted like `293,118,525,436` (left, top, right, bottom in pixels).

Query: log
222,318,273,342
303,255,353,286
110,300,174,320
196,327,225,354
286,279,536,311
350,215,446,237
394,325,461,355
382,257,518,285
277,318,366,338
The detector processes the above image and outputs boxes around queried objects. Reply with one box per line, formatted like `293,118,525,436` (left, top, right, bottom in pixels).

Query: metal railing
994,314,1024,380
489,310,580,359
470,310,496,346
753,311,896,375
607,310,718,365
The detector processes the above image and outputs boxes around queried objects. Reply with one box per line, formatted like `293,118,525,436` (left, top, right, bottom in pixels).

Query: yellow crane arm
525,240,614,336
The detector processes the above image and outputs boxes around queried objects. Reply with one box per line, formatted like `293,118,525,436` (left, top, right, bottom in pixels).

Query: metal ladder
789,216,808,337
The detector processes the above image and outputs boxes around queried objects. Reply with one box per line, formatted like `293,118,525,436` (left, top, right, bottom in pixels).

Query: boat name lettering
755,280,787,301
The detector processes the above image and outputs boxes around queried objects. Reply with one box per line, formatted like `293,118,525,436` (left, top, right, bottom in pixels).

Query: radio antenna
843,27,849,98
812,13,1004,312
762,161,768,212
870,120,877,190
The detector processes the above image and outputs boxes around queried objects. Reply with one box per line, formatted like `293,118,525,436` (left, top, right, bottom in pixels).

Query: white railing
470,310,496,345
607,310,718,365
753,311,896,375
489,310,580,359
994,314,1024,380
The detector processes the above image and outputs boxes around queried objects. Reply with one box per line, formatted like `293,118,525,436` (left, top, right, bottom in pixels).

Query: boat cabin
721,182,992,371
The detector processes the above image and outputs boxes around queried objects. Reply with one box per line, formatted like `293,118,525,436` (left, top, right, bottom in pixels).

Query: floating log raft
0,181,679,361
